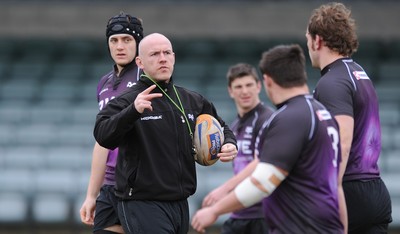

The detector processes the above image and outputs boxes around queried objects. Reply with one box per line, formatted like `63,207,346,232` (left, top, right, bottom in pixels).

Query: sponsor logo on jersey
141,115,162,121
127,81,137,87
244,126,253,139
316,109,332,121
353,71,370,80
99,88,108,96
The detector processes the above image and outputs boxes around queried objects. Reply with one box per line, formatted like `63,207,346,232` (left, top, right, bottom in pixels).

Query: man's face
136,36,175,82
228,75,261,113
108,34,137,68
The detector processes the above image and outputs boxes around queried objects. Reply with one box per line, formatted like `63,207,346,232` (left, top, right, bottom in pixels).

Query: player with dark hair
306,2,392,233
80,12,144,234
191,44,344,233
93,33,237,234
202,63,272,234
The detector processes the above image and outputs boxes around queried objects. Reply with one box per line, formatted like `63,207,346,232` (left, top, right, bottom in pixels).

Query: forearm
338,184,348,233
212,189,246,216
335,115,353,233
85,142,109,199
224,158,259,192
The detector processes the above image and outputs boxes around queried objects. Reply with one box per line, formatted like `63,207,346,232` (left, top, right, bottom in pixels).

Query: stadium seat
34,169,77,195
384,150,400,174
55,124,95,147
173,61,210,93
0,124,18,146
44,146,92,170
0,169,34,194
14,123,58,147
29,104,71,125
0,193,28,223
377,61,400,85
379,103,400,127
70,105,97,125
0,77,40,102
32,193,71,223
4,146,46,170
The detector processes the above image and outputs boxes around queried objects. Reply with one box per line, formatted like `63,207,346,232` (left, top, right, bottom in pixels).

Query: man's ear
136,56,143,69
314,34,323,50
227,86,234,99
263,74,272,87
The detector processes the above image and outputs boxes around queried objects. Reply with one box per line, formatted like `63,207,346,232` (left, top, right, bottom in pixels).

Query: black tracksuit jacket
94,76,237,201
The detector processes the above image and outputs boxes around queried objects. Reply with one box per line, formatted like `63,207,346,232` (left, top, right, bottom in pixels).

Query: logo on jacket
188,114,194,122
127,82,136,87
141,115,162,121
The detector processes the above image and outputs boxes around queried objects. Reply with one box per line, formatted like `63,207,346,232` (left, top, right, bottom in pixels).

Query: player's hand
191,207,218,233
134,85,163,113
202,186,229,207
218,143,237,162
79,197,96,226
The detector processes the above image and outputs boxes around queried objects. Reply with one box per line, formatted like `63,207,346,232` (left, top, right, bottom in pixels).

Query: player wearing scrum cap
192,44,344,233
80,12,144,234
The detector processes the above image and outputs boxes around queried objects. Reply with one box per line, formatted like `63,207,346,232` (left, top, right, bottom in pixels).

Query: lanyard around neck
141,74,193,137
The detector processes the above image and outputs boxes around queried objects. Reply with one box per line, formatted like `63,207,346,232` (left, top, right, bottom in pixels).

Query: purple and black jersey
256,95,343,233
230,103,274,220
96,62,141,185
313,58,381,181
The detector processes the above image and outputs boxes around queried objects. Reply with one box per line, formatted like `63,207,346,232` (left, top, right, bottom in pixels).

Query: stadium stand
0,37,399,233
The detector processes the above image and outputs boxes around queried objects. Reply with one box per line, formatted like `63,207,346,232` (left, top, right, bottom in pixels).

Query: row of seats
0,60,399,106
0,163,234,225
1,38,400,63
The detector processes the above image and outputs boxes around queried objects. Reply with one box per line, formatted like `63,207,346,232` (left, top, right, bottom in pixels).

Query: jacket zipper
129,188,133,197
167,90,184,197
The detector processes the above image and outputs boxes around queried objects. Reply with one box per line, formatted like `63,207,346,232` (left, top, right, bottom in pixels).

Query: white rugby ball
193,114,224,166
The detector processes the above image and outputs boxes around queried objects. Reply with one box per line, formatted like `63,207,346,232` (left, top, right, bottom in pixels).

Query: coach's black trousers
118,199,189,234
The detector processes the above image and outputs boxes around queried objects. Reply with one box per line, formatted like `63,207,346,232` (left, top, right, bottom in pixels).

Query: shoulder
175,85,206,100
122,65,142,81
96,71,114,94
275,97,312,124
258,103,274,118
321,59,355,86
98,70,114,86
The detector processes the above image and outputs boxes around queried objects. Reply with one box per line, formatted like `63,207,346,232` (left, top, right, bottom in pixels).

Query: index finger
146,93,163,101
141,85,157,95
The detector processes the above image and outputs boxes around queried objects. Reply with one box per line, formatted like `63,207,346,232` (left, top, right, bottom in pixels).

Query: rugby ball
193,114,224,166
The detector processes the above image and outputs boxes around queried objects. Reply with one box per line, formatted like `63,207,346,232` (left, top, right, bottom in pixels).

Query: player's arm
335,114,353,233
80,142,109,225
202,158,258,207
192,162,287,233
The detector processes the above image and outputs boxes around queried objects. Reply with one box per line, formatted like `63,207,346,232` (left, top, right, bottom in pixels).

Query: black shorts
118,199,189,234
221,218,269,234
93,185,121,232
343,178,392,234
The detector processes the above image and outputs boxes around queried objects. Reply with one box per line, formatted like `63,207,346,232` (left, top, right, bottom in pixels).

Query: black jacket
94,76,237,200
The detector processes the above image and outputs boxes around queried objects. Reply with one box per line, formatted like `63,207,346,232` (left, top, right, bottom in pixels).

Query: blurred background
0,0,399,233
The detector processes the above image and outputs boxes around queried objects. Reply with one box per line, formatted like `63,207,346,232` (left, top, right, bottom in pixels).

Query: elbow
93,125,117,150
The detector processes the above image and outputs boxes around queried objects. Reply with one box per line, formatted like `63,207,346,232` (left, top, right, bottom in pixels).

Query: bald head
136,33,175,82
138,33,173,57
